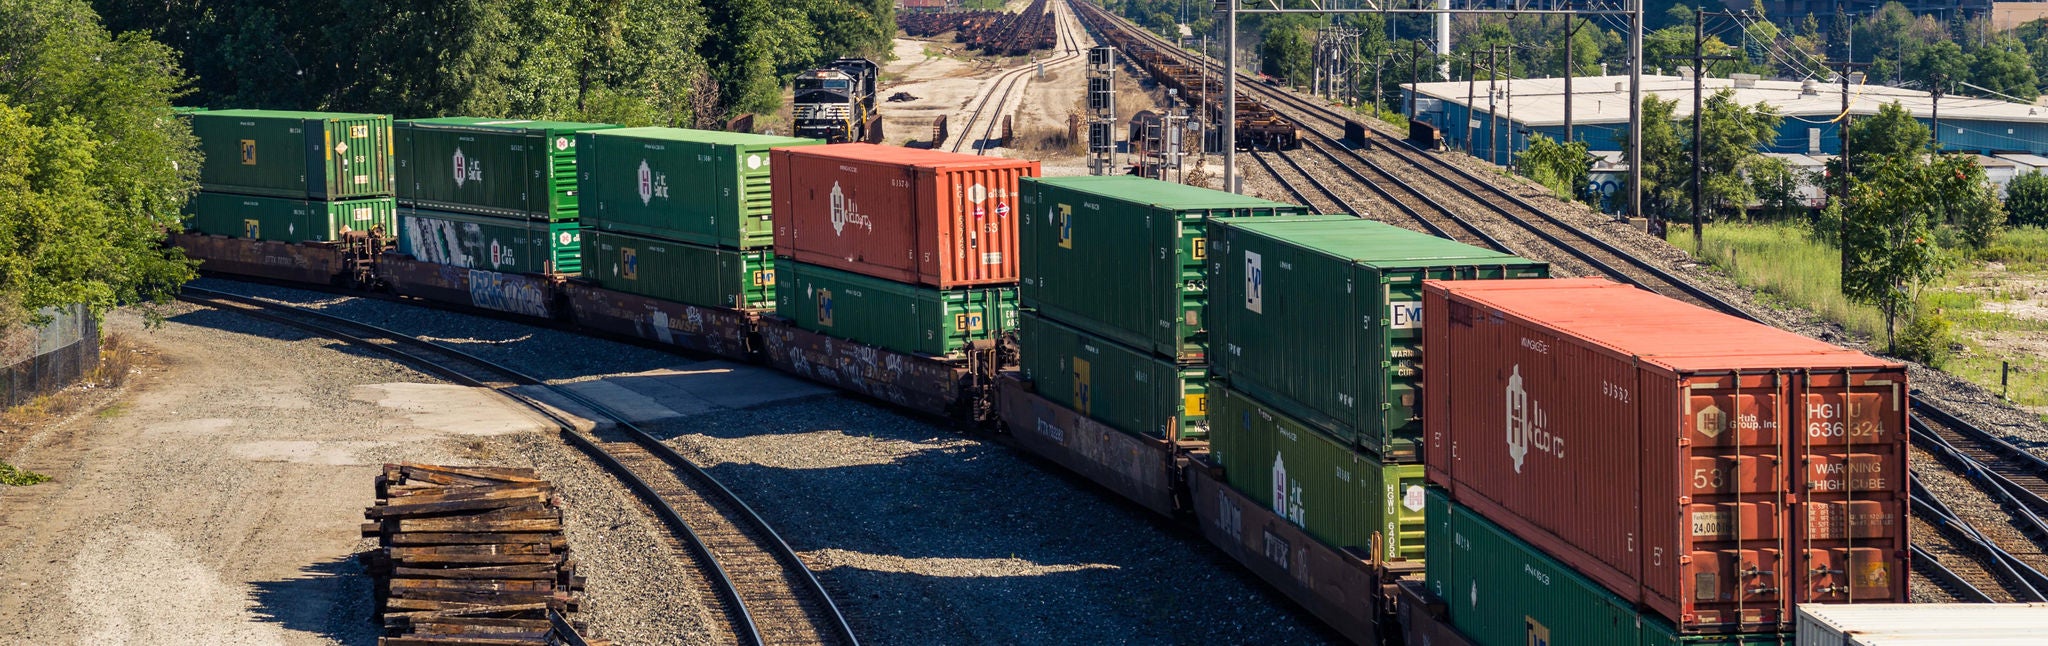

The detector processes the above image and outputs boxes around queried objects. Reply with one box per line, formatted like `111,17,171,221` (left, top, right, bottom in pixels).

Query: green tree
1840,153,1957,351
1970,37,2039,102
1904,40,1967,94
1516,134,1591,203
1259,22,1312,85
0,0,198,325
1745,155,1811,220
1695,89,1782,218
1618,95,1688,219
1844,102,1931,171
2005,170,2048,227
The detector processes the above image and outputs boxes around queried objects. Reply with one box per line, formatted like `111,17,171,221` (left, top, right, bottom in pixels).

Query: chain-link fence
0,304,100,409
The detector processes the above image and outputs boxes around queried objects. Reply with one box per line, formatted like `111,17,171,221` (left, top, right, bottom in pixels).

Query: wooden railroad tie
362,463,606,646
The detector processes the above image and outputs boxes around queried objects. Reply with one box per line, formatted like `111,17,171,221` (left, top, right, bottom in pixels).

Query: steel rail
1910,543,1996,603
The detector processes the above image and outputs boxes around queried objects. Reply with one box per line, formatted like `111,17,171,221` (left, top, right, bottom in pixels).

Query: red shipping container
770,143,1038,287
1423,278,1908,634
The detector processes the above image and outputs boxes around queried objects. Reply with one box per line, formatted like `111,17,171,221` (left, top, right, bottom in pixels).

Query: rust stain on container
770,143,1038,288
1422,277,1909,634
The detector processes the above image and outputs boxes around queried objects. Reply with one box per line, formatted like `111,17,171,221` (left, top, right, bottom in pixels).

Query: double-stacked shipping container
578,128,822,309
1017,176,1306,442
1203,216,1548,564
1419,277,1910,644
395,118,622,275
770,144,1036,357
182,109,398,242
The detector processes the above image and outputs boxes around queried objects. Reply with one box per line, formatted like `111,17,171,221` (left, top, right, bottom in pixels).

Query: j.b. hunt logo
1505,365,1563,473
828,182,873,235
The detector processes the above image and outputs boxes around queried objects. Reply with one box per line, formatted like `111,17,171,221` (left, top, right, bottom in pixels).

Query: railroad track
177,286,858,646
949,0,1084,155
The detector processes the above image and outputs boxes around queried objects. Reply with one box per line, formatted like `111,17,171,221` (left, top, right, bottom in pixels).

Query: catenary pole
1225,2,1237,193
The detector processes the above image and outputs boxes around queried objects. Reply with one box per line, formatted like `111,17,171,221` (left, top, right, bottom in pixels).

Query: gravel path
195,277,1336,644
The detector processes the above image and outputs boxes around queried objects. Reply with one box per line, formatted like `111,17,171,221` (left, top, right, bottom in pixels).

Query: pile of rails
1070,3,1298,150
768,143,1037,359
393,118,622,276
1413,278,1910,644
896,0,1055,56
576,128,822,311
897,10,1001,38
181,109,399,245
360,463,597,645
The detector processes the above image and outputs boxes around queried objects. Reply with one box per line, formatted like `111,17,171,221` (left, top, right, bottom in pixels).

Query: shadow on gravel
249,553,378,645
168,308,437,368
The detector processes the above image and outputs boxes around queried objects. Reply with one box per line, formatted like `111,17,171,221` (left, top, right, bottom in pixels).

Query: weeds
0,461,49,486
1676,222,1887,340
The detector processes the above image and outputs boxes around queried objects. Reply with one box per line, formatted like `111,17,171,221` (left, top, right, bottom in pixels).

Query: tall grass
1976,227,2048,271
1677,222,1887,340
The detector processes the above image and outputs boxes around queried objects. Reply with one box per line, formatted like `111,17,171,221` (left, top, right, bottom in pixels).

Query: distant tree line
91,0,897,126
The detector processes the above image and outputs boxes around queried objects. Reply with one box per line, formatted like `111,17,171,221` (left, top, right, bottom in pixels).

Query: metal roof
1406,74,2048,128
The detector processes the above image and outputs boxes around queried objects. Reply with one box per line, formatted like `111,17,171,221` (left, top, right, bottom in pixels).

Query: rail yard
7,1,2048,645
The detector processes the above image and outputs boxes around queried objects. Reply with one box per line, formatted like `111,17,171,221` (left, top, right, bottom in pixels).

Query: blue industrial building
1401,74,2048,166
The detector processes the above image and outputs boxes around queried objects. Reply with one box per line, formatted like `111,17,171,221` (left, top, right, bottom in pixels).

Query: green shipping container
1210,384,1426,563
582,230,776,310
398,208,584,275
578,128,823,249
186,109,393,200
1017,310,1208,441
777,260,1018,358
1425,488,1791,646
1019,176,1306,363
185,191,396,243
396,118,620,220
1207,216,1549,460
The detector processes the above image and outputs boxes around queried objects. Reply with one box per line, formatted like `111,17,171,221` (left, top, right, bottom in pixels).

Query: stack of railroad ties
361,463,604,645
180,109,400,245
1003,175,1911,643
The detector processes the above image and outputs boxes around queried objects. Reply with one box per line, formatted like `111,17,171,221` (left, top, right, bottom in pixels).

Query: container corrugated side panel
1211,384,1426,562
729,144,780,249
1017,310,1208,441
583,229,773,309
1794,604,2048,646
191,113,312,198
398,208,557,275
583,130,819,249
777,260,1016,357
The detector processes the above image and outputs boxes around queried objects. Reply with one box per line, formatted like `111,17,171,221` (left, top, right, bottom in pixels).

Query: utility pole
1409,39,1422,117
1564,17,1579,143
1224,2,1237,193
1505,42,1515,167
1930,73,1946,149
1629,0,1645,224
1832,58,1868,283
1691,11,1739,256
1488,45,1499,165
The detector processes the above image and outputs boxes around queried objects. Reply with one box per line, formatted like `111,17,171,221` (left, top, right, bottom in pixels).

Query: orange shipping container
770,143,1038,287
1423,278,1908,634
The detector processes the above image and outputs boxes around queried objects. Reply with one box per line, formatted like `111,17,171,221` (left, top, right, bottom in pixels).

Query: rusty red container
1423,278,1909,634
770,143,1038,288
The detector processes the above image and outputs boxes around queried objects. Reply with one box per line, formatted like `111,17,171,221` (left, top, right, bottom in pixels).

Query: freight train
171,108,1920,646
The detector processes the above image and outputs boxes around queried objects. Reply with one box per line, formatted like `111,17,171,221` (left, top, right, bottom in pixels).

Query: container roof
400,117,622,133
1430,278,1899,372
1221,216,1540,269
782,143,1043,169
1406,74,2048,128
595,126,820,147
1027,175,1297,209
194,108,390,120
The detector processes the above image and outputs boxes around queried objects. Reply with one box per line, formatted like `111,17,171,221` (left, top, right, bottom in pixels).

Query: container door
1667,371,1792,631
1792,369,1908,607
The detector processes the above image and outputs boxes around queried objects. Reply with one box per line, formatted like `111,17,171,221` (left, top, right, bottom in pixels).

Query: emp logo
1244,251,1264,313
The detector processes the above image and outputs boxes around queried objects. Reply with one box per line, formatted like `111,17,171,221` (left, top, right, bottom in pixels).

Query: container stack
1420,277,1911,645
1203,216,1548,565
769,143,1038,357
577,128,822,309
1015,176,1305,443
394,118,622,275
182,109,398,243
